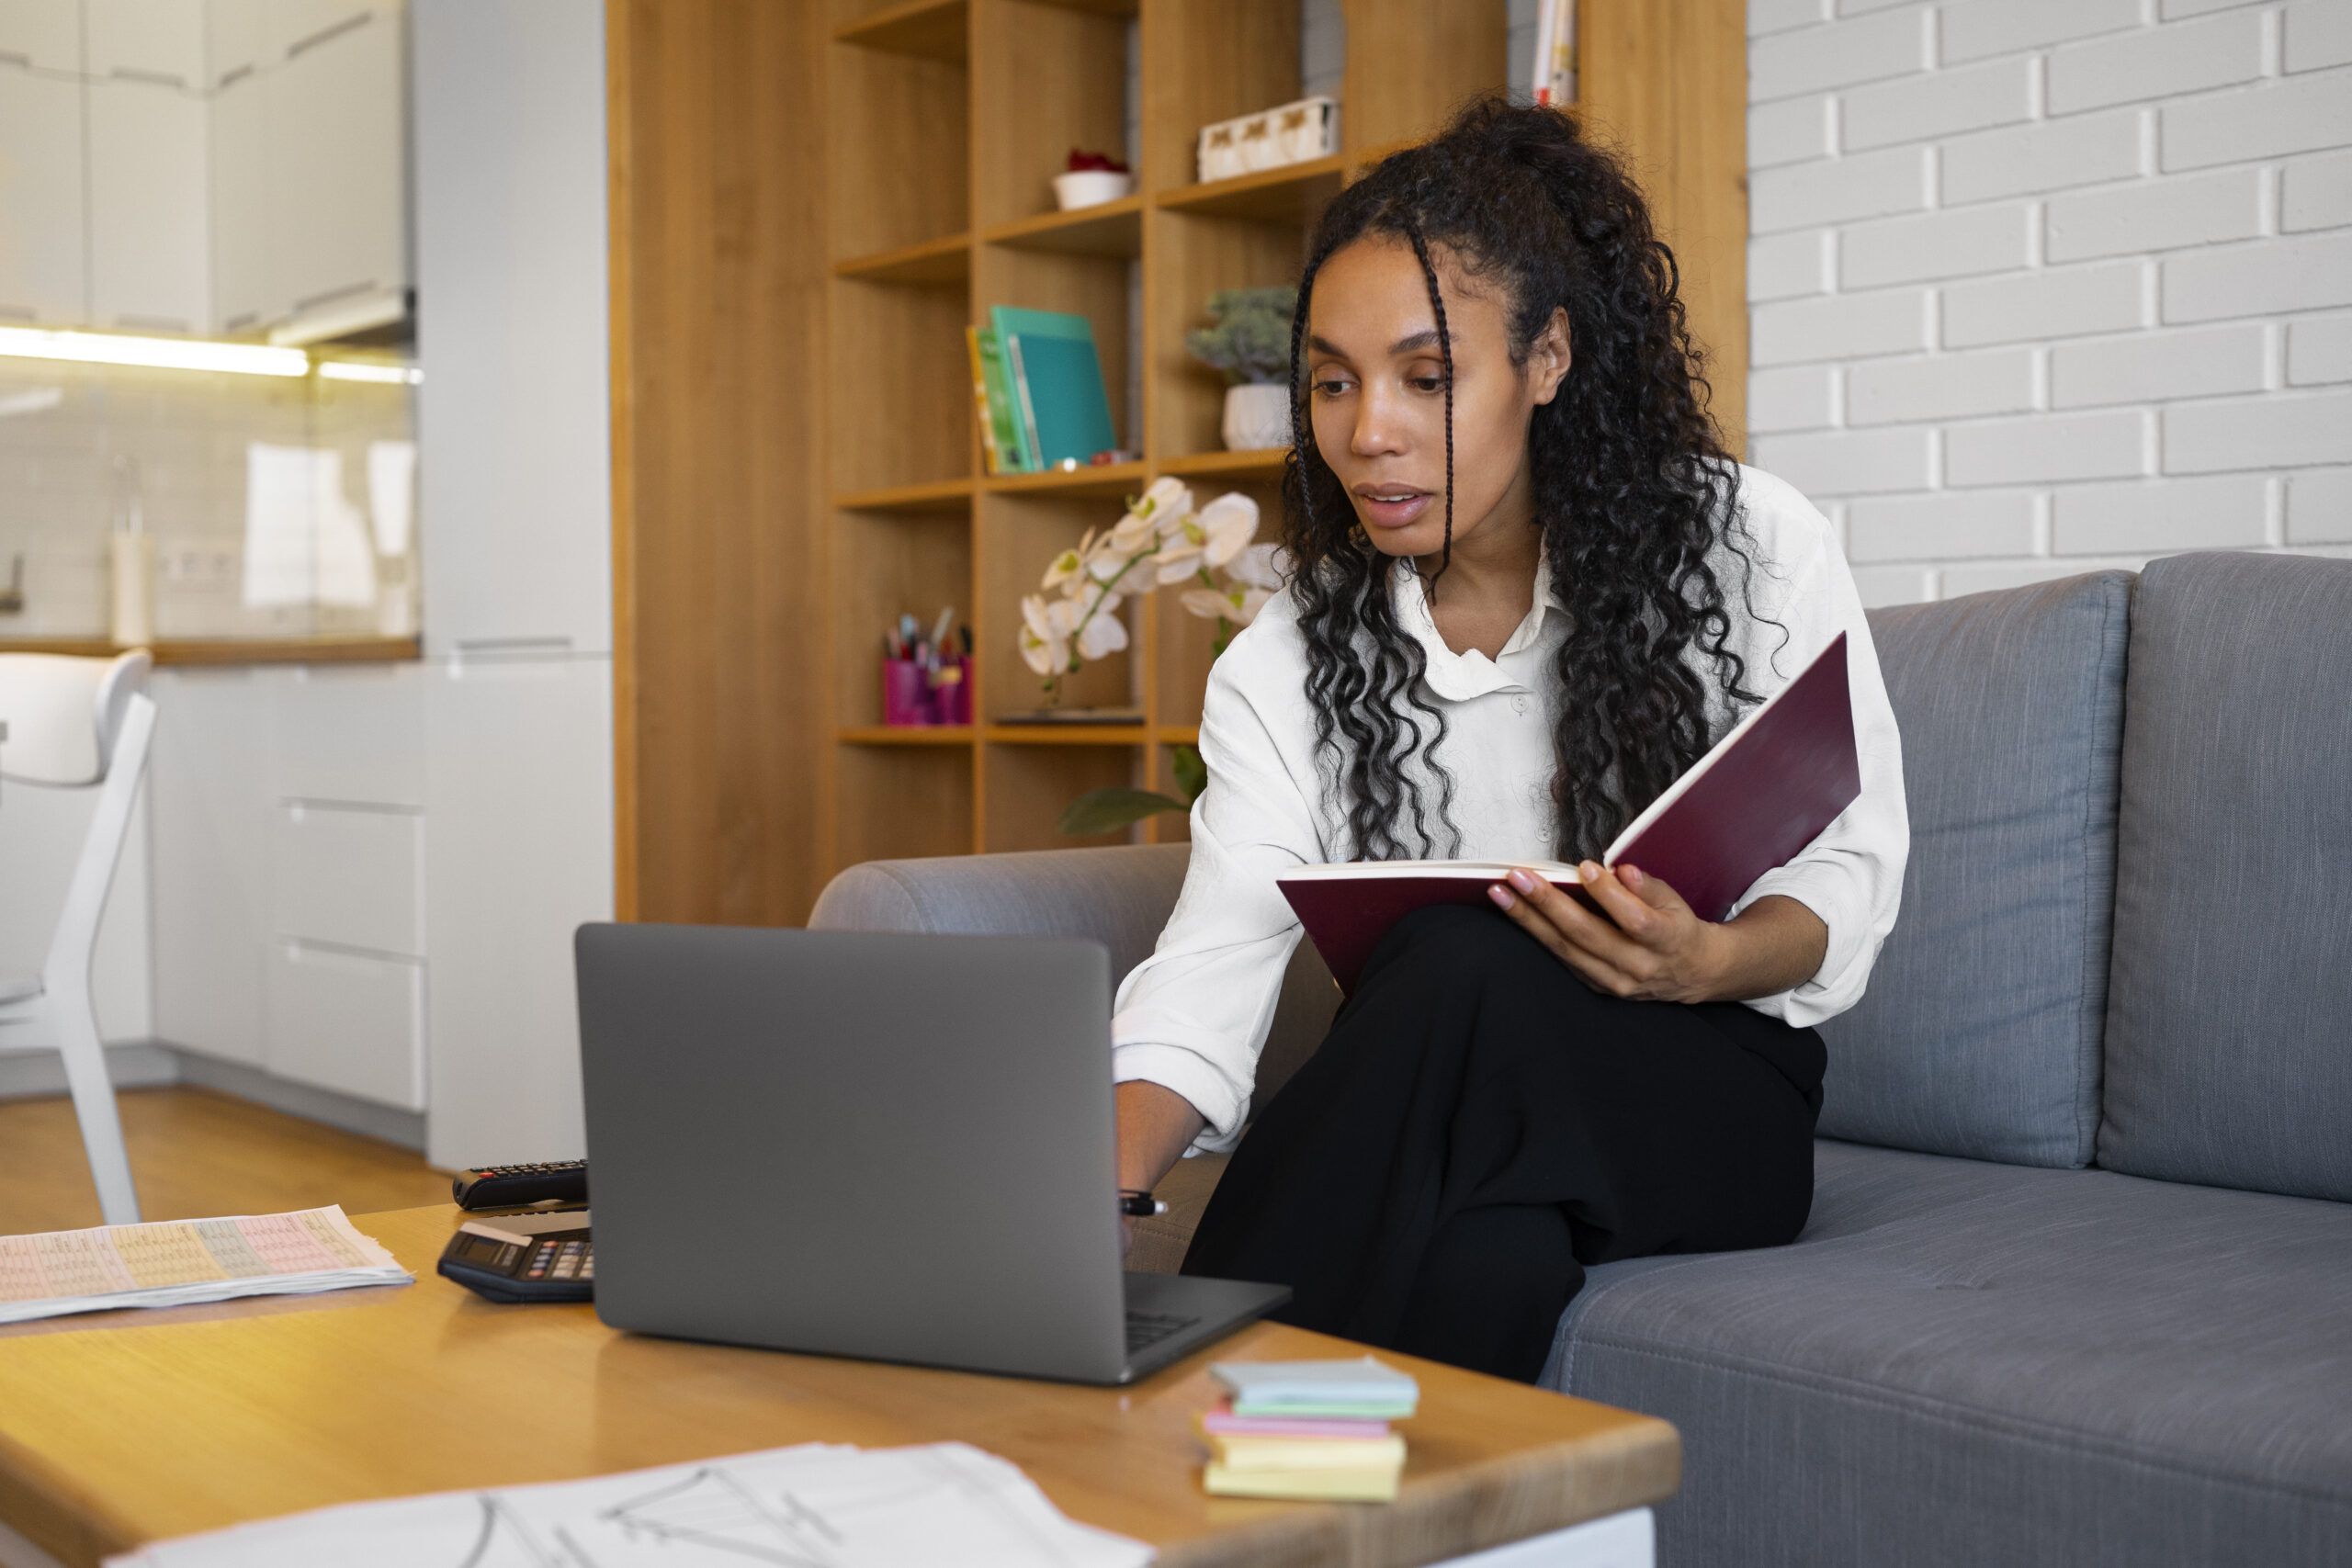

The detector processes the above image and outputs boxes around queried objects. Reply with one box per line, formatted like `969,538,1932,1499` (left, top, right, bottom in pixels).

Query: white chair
0,651,156,1224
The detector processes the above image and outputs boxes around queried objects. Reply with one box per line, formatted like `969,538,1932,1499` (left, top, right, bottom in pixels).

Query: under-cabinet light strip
0,325,311,378
318,360,423,385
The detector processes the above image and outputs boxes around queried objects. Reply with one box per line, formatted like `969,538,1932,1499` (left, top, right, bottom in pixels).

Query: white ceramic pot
1221,382,1292,451
1051,170,1133,210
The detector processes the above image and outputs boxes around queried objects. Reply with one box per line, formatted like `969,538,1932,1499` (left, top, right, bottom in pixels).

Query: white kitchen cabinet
207,67,270,333
85,0,207,86
266,6,406,330
148,667,273,1068
265,938,424,1109
0,0,80,73
424,652,612,1170
87,76,211,334
0,65,85,323
270,801,421,956
272,660,425,807
413,0,608,655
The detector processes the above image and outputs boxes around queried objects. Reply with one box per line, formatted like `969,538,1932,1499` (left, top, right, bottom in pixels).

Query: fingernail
1579,861,1601,883
1509,869,1538,892
1487,884,1515,909
1621,863,1644,886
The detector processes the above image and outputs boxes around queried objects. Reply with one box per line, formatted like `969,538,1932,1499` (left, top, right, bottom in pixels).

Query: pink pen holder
883,656,971,726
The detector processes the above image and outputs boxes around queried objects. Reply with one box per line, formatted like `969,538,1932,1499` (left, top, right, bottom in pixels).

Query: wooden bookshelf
817,0,1744,876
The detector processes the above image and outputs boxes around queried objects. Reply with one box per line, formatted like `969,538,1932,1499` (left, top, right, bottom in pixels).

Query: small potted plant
1185,287,1297,451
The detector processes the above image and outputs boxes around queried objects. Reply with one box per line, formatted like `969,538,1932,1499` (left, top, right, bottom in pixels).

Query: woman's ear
1529,307,1572,405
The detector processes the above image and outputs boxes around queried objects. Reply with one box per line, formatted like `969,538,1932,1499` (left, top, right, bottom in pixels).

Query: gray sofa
809,551,2352,1566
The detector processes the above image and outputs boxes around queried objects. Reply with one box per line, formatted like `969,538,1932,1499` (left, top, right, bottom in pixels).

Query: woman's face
1305,235,1569,559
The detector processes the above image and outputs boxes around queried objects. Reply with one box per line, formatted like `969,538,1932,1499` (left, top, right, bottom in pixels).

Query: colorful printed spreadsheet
0,1206,409,1324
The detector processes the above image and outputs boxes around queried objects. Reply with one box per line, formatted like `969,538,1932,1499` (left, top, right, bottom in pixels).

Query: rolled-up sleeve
1111,635,1323,1153
1725,476,1909,1027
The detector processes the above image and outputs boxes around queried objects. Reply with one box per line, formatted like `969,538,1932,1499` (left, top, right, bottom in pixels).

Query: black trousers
1181,904,1826,1383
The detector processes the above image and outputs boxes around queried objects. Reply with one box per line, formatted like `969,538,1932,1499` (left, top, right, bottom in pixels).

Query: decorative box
1196,96,1338,185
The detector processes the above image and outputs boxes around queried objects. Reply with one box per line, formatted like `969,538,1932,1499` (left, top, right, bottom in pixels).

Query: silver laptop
573,923,1289,1384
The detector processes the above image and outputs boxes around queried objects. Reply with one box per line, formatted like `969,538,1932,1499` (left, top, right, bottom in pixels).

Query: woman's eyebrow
1306,333,1350,358
1387,328,1441,355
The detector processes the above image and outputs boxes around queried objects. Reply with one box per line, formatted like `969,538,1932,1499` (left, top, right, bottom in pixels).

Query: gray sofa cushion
1819,572,2132,1168
2100,552,2352,1202
1547,1140,2352,1567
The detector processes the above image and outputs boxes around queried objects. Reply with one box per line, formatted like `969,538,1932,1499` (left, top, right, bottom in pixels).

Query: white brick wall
1747,0,2352,606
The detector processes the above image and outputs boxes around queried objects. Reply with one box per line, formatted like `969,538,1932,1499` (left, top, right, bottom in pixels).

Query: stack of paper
1201,1357,1420,1502
105,1441,1151,1567
0,1206,410,1325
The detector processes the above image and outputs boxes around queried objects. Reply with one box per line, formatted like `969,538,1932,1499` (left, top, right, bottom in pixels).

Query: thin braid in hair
1402,222,1456,601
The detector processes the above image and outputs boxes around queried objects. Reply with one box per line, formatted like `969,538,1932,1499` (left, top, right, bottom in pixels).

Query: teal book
989,306,1118,468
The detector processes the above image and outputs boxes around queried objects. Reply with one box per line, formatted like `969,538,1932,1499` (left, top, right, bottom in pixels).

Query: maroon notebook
1278,633,1860,995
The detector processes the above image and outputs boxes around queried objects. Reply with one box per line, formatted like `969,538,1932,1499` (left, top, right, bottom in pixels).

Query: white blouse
1110,465,1909,1155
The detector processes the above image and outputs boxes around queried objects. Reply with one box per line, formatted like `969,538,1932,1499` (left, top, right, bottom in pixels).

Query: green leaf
1057,786,1189,836
1170,743,1208,803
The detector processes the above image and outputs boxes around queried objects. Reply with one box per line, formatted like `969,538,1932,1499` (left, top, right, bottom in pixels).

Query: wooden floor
0,1088,451,1235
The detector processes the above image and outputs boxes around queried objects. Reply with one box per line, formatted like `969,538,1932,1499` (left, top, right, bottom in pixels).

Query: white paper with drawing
103,1441,1152,1568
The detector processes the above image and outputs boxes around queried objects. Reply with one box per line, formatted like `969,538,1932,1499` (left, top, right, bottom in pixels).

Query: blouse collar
1390,550,1567,703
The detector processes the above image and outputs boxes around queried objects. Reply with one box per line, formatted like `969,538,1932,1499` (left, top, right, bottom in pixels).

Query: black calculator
436,1212,594,1303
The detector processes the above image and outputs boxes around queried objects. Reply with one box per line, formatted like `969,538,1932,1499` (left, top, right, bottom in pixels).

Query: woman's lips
1351,486,1432,529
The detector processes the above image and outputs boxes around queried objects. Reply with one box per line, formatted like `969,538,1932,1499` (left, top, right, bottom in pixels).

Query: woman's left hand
1487,862,1724,1002
1486,863,1830,1005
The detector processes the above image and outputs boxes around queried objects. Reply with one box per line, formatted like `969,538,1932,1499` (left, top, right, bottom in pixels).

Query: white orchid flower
1196,491,1260,568
1076,609,1128,659
1154,540,1205,585
1022,593,1057,642
1041,547,1085,592
1018,596,1069,675
1125,476,1192,526
1108,509,1160,552
1086,536,1136,581
1182,581,1274,626
1226,541,1290,592
1179,586,1230,620
1046,595,1086,636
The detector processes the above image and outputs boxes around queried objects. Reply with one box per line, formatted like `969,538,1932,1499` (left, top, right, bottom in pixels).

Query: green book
971,326,1031,473
989,306,1118,469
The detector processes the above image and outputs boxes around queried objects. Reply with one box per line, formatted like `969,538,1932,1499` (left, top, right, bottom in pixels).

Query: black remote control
452,1160,588,1210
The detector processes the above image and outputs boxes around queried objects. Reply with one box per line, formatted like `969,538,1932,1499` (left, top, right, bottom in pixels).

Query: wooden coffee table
0,1206,1678,1568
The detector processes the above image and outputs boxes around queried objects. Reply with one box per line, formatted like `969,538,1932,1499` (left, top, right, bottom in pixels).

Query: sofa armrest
808,845,1340,1225
808,844,1193,987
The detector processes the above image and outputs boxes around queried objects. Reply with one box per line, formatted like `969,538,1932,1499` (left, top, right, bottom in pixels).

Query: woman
1111,99,1907,1383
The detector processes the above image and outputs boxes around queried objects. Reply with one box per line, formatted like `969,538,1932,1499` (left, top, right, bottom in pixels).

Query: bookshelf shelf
839,726,977,746
820,0,1512,872
980,459,1150,499
833,232,973,285
834,0,967,62
984,726,1152,746
833,478,975,513
983,197,1145,259
1154,152,1349,222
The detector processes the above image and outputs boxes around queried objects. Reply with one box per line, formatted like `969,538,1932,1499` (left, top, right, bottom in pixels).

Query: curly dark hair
1282,95,1762,863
